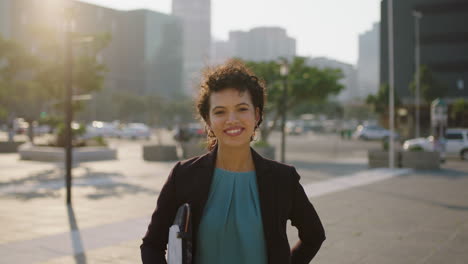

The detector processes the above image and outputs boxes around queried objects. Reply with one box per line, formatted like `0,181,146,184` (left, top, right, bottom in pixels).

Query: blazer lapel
193,147,216,214
191,147,217,252
251,148,275,260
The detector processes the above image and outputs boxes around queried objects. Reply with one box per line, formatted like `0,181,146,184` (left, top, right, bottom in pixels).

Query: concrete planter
252,145,276,160
401,151,440,170
143,145,178,161
181,140,207,159
18,143,117,162
368,150,401,168
0,141,26,153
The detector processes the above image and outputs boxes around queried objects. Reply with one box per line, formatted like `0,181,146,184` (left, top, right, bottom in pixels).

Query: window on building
446,133,463,140
20,12,27,25
97,8,103,21
111,20,117,33
97,53,103,64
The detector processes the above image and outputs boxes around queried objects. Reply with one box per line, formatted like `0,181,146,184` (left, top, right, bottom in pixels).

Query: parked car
83,121,120,139
402,135,446,161
187,123,206,138
445,129,468,160
403,128,468,160
286,121,304,135
33,124,52,135
118,123,151,140
353,125,399,140
14,118,28,134
302,120,324,133
402,136,434,152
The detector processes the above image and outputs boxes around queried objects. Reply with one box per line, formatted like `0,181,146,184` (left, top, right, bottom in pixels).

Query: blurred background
0,0,467,150
0,0,468,263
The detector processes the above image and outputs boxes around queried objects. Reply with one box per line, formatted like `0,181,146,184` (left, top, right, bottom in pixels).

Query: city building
380,0,468,103
172,0,211,94
114,9,183,97
228,27,296,62
1,0,183,98
0,0,11,39
357,22,380,99
0,0,184,122
210,39,233,65
307,57,358,103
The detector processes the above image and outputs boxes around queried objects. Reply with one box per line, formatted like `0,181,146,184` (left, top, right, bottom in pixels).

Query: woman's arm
140,162,181,264
289,168,326,264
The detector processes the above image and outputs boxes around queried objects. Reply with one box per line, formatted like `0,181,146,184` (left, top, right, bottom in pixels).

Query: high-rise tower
172,0,211,95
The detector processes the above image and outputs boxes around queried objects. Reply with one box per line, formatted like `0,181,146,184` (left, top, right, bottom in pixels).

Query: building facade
1,0,183,97
210,39,233,65
172,0,211,94
380,0,468,103
228,27,296,62
357,22,380,98
307,57,358,103
1,0,184,121
0,0,11,39
115,9,183,97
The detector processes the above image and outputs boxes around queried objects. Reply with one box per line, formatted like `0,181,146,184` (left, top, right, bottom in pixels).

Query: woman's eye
214,111,224,115
239,108,248,111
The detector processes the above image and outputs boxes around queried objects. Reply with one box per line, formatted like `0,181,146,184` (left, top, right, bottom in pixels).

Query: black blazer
141,147,326,264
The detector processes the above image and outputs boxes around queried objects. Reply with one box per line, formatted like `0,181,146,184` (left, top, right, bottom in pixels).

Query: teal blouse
196,168,268,264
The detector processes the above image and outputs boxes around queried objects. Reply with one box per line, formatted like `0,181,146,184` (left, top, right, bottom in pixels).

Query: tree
451,98,468,127
291,100,344,119
366,83,401,114
0,35,37,142
409,65,445,103
245,57,344,143
113,92,148,123
0,30,110,143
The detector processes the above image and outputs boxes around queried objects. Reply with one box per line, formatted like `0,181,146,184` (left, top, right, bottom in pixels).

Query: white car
445,129,468,160
402,136,446,161
118,123,151,140
403,129,468,160
33,124,51,135
403,136,435,152
83,121,120,139
353,125,399,140
286,121,304,135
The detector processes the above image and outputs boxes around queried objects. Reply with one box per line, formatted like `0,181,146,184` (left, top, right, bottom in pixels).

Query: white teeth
226,129,241,134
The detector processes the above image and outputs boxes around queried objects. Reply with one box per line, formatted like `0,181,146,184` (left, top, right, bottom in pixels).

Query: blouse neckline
215,167,255,174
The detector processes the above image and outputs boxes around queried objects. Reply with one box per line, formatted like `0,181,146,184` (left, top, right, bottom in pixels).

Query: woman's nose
226,111,238,123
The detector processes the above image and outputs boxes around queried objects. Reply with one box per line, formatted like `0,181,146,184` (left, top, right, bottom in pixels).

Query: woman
141,60,325,264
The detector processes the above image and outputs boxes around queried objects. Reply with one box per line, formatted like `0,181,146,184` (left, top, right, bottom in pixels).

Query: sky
79,0,381,65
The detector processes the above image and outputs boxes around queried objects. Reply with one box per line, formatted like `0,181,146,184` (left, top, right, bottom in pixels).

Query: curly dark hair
196,59,266,151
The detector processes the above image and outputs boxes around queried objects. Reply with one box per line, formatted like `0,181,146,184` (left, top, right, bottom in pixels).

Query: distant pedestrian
141,59,326,264
174,125,191,143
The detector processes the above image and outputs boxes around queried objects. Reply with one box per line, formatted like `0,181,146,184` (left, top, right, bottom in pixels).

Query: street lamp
64,14,74,205
413,10,423,138
387,0,396,169
63,6,94,205
279,58,289,163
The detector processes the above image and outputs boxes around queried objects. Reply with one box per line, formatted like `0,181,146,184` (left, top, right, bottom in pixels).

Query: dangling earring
251,129,259,141
207,127,215,138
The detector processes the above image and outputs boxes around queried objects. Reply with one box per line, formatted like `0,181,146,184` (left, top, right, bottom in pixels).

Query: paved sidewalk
1,150,467,263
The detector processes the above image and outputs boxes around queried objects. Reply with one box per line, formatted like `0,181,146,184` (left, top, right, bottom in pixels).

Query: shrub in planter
401,151,440,170
408,145,424,152
368,149,401,168
143,145,178,161
55,123,86,147
0,141,26,153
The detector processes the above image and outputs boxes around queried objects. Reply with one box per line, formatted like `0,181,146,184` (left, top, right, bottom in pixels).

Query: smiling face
207,88,260,149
